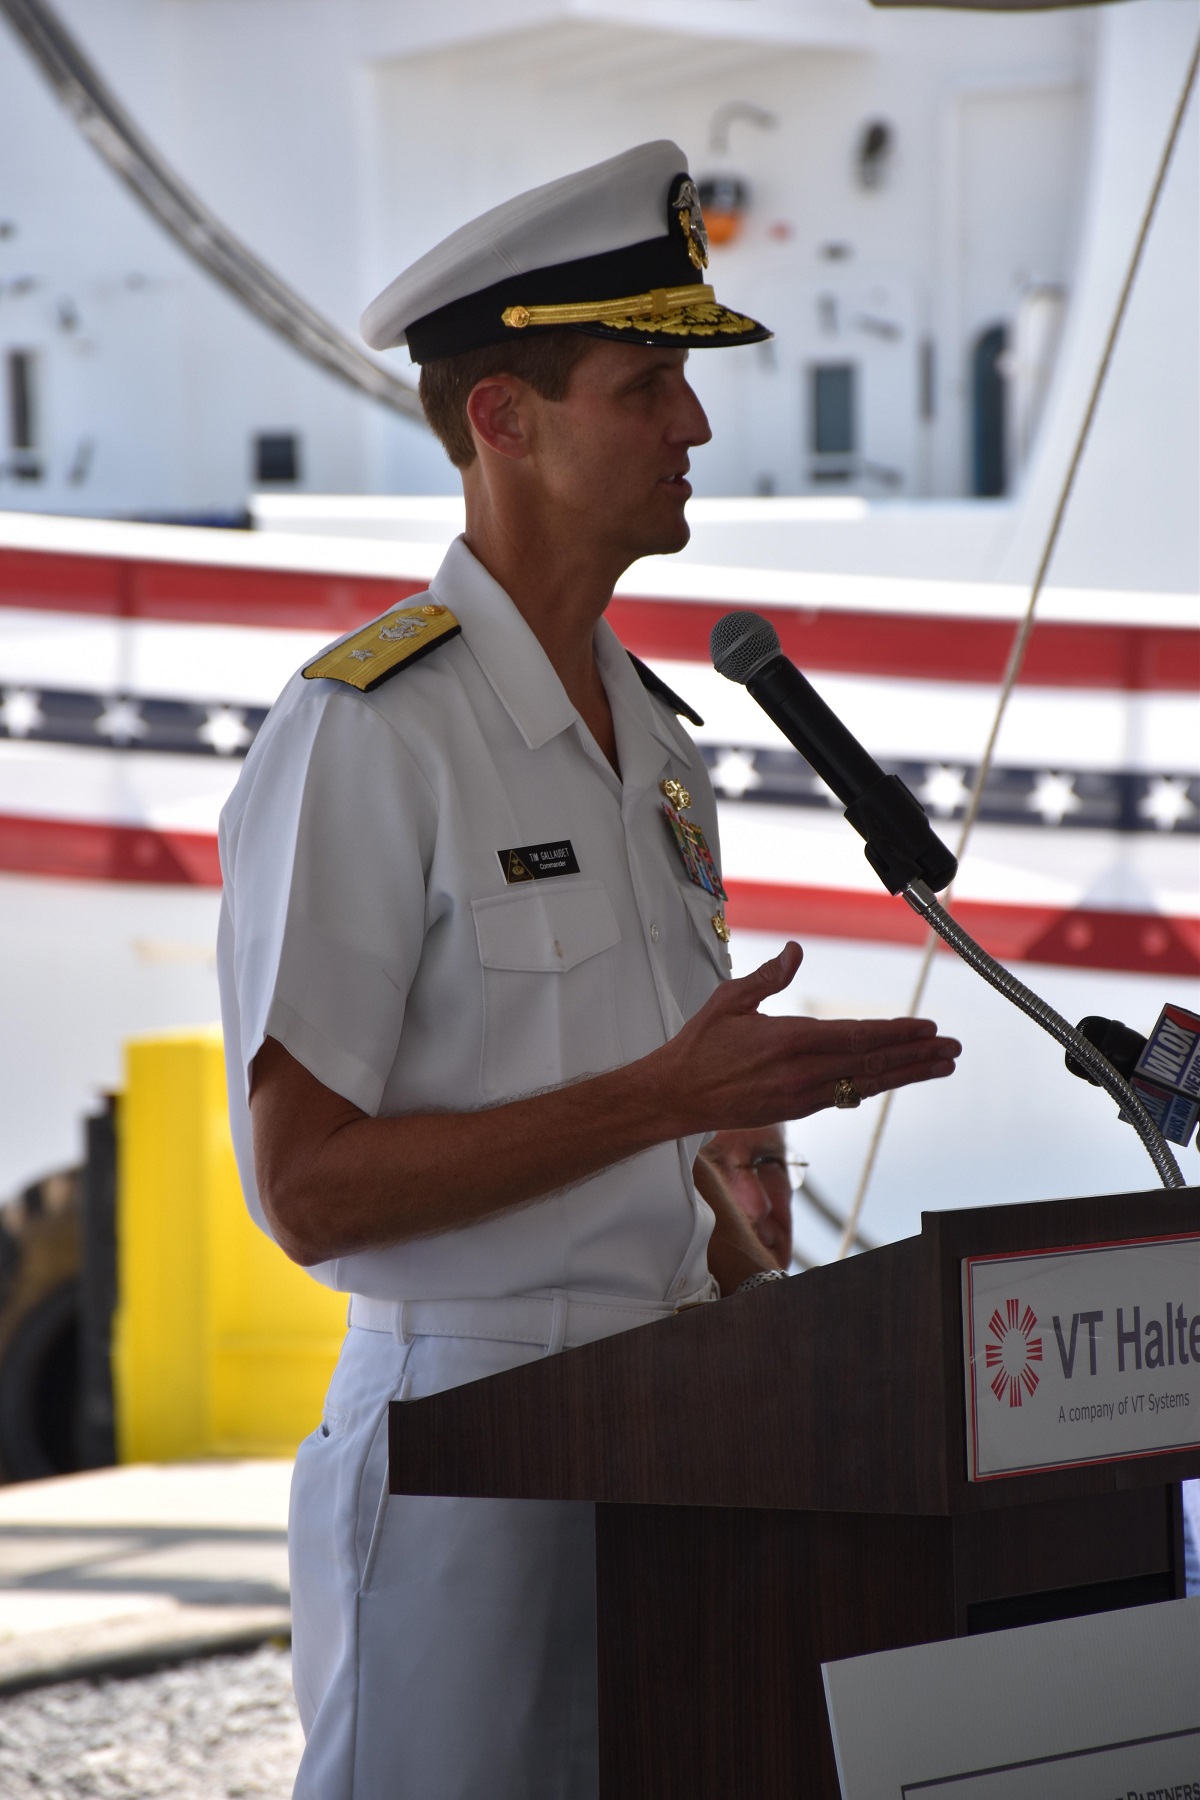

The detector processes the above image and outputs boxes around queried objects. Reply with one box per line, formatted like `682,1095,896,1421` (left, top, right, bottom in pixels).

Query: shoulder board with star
303,603,461,692
627,652,704,728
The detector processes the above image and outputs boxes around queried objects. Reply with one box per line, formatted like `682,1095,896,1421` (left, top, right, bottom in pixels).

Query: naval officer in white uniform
217,141,962,1799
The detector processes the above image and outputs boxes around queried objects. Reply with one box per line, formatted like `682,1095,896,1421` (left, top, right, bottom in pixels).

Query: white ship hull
0,502,1194,1254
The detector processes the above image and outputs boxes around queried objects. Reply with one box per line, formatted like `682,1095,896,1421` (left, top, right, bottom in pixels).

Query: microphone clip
843,773,959,895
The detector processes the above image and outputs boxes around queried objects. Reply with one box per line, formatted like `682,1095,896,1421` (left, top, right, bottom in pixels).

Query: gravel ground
0,1643,303,1798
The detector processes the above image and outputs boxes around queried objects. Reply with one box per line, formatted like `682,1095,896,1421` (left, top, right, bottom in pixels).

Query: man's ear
466,375,532,461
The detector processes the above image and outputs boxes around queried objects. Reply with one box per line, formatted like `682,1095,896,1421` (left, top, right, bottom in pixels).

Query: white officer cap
361,139,770,363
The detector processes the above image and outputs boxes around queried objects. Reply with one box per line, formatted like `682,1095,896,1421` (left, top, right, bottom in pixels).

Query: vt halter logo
984,1299,1043,1407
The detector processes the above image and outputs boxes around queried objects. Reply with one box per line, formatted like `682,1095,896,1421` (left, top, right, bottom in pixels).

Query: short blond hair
417,331,596,469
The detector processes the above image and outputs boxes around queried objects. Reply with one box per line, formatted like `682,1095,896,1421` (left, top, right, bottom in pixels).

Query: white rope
836,30,1200,1260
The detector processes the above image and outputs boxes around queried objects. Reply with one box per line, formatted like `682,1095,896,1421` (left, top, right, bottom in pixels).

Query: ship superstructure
4,0,1191,527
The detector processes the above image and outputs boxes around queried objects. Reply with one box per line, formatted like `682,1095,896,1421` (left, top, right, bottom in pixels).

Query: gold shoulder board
303,604,461,692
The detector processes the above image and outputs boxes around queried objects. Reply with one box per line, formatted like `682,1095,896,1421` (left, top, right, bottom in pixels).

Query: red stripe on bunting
2,546,1196,691
0,813,222,887
1,813,1195,975
725,880,1200,977
605,598,1200,693
0,546,425,632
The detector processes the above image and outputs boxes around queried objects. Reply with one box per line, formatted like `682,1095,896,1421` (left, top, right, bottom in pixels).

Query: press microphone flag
710,611,958,894
1132,1005,1200,1147
1069,1006,1200,1147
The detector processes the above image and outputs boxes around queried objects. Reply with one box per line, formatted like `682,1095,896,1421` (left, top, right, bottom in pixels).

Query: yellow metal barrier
113,1028,346,1462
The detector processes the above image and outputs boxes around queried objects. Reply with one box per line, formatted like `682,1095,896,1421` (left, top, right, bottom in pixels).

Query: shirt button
649,923,660,943
672,1277,686,1297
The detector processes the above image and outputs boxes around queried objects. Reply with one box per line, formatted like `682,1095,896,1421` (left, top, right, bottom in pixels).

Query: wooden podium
389,1189,1200,1797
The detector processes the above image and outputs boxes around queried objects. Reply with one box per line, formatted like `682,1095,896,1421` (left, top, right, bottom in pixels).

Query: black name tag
499,840,580,884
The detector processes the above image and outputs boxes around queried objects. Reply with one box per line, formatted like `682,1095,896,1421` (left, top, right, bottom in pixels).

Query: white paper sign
823,1597,1200,1800
962,1233,1200,1480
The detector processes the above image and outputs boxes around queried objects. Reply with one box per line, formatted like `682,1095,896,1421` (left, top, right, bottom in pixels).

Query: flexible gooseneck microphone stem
710,609,1186,1191
904,881,1184,1189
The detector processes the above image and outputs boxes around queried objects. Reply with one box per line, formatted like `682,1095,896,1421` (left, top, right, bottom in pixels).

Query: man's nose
736,1176,771,1222
673,379,712,448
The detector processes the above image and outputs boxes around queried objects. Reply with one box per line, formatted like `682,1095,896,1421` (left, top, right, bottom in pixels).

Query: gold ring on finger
833,1077,862,1110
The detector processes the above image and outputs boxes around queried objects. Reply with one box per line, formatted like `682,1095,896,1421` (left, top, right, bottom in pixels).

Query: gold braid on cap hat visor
500,285,758,338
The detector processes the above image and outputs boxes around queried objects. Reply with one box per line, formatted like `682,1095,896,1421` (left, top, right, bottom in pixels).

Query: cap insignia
502,284,712,332
498,283,757,342
671,177,709,272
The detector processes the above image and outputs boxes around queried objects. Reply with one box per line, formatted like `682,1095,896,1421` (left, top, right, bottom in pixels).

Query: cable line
0,0,426,422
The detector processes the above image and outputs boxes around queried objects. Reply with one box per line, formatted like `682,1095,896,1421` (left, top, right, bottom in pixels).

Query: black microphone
1065,1016,1146,1085
1066,1006,1200,1147
710,610,958,894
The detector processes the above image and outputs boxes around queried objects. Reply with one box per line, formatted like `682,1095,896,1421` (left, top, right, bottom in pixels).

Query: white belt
347,1279,717,1354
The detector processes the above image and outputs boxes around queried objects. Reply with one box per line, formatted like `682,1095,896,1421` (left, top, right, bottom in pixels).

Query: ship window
254,432,299,484
6,350,42,481
971,324,1007,497
8,350,35,448
810,364,856,456
920,338,936,422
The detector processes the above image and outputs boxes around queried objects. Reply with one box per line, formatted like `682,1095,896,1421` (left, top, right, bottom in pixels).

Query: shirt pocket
677,880,732,1019
472,879,623,1099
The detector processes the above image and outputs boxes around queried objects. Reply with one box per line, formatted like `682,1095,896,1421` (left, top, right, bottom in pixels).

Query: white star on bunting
95,697,147,743
1028,771,1080,825
918,765,971,817
1139,776,1195,830
198,706,252,755
710,747,762,798
0,688,44,737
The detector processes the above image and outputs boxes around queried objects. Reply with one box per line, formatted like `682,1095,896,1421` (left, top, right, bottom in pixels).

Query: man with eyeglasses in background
699,1124,797,1270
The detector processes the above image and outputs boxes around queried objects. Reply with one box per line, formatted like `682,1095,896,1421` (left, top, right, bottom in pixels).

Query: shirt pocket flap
472,880,620,973
678,881,732,977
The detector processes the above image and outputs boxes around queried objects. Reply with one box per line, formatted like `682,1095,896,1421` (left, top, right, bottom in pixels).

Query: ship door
953,84,1084,497
743,265,923,497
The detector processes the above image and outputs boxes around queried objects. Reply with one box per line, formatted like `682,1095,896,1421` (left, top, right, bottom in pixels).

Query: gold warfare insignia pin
660,777,692,811
303,604,461,691
711,911,731,944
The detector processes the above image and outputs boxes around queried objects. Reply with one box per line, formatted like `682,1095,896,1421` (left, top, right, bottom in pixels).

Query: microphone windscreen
710,611,781,684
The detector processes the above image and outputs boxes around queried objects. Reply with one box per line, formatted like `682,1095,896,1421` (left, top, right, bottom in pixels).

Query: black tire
0,1281,81,1481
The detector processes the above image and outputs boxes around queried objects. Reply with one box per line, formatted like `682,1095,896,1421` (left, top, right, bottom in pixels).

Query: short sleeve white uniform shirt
217,537,731,1307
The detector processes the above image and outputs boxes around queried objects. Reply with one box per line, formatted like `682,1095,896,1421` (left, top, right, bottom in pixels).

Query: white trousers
289,1324,599,1800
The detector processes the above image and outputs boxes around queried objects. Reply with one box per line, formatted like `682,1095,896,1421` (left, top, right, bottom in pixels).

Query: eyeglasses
714,1155,808,1191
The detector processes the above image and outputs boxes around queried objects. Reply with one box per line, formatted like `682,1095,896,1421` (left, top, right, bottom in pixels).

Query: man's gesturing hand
250,942,959,1265
653,941,962,1138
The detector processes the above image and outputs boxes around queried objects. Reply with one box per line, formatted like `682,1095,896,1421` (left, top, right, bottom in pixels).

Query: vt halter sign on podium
963,1234,1200,1481
823,1228,1200,1799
